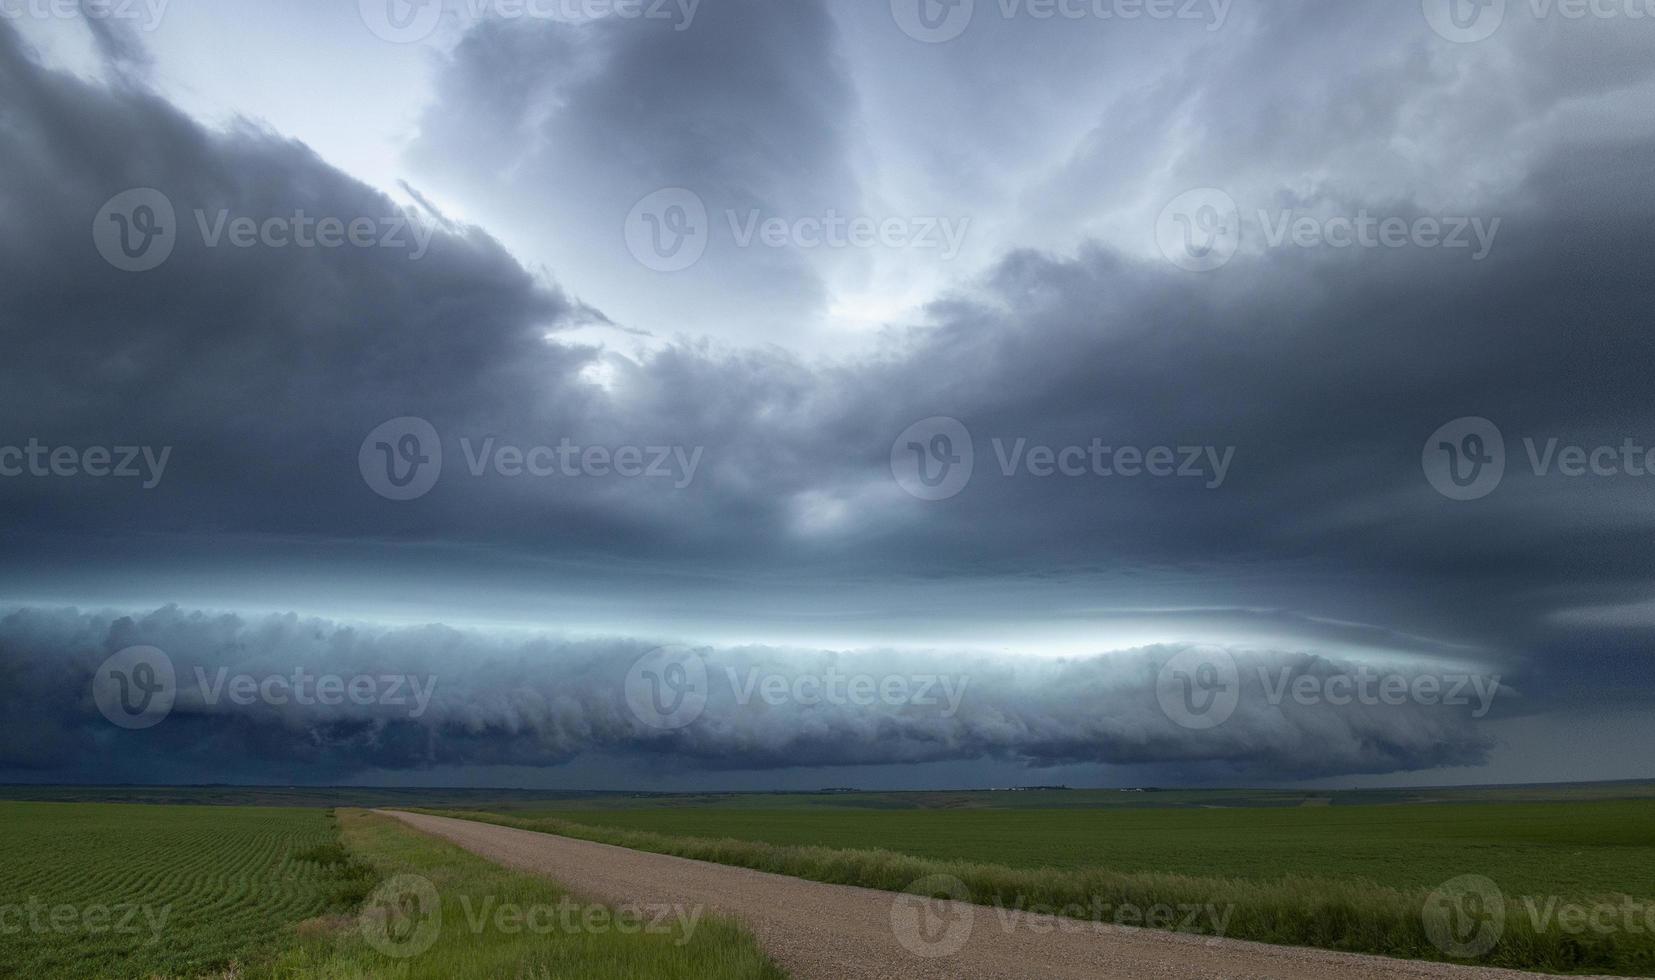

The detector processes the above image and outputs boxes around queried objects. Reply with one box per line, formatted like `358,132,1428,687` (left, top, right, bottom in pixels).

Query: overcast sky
1,0,1651,790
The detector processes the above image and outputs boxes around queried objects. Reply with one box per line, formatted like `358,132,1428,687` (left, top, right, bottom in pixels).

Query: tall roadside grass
265,809,785,980
417,808,1655,976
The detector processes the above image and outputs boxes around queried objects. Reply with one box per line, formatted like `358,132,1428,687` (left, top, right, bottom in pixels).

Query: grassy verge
267,809,785,980
417,808,1655,976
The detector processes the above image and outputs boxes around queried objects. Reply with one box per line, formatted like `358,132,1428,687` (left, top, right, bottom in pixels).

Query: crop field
0,802,360,978
0,802,780,980
489,798,1655,897
438,788,1655,975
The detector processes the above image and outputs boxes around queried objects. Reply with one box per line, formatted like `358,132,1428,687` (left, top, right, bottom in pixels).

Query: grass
0,802,782,980
0,802,365,978
487,799,1655,897
426,800,1655,976
268,809,784,980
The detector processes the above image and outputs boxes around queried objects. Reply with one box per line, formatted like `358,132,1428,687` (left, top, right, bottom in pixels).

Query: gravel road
383,810,1614,980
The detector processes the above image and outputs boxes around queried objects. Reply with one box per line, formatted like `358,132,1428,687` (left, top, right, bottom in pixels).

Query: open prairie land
0,801,778,980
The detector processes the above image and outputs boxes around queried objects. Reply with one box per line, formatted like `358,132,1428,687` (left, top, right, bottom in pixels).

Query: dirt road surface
383,810,1611,980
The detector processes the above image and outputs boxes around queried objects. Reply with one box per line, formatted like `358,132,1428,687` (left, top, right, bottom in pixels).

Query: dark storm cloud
0,7,1651,785
0,605,1498,783
406,0,860,326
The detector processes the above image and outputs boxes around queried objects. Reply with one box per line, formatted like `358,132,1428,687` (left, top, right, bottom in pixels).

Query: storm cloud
0,3,1651,786
0,605,1499,783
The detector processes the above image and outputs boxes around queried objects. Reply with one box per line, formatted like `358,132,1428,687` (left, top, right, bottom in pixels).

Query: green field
6,784,1654,976
489,799,1655,897
0,802,360,978
0,802,779,980
434,787,1655,975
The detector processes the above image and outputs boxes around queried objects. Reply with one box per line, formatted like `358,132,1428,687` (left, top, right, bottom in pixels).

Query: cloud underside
0,606,1497,782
